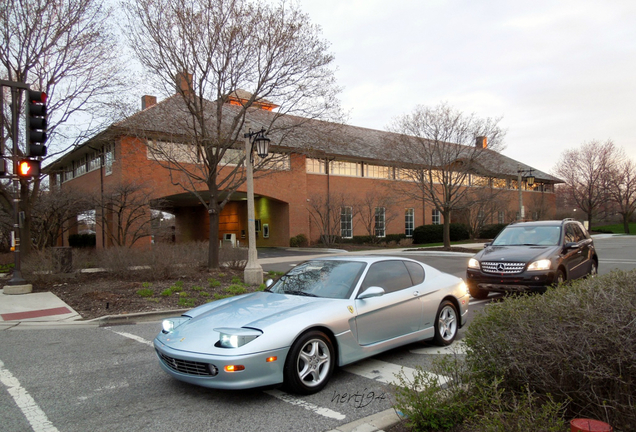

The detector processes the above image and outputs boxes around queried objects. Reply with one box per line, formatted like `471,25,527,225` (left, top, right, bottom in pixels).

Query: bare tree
93,180,163,247
553,140,618,228
1,0,132,256
459,182,507,238
30,187,92,249
606,156,636,233
307,192,353,246
387,103,506,249
354,191,399,242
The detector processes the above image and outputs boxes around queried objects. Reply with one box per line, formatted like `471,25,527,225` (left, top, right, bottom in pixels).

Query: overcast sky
296,0,636,175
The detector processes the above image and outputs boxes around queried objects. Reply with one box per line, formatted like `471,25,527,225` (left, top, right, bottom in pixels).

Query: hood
156,291,338,354
474,245,559,262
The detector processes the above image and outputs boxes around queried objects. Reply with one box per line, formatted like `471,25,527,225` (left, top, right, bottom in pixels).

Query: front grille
157,351,218,376
481,261,526,274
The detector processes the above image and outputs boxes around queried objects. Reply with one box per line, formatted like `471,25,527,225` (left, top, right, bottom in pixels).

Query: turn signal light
266,356,277,363
224,365,245,372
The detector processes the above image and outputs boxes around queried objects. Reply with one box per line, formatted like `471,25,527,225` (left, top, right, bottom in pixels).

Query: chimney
141,95,157,110
476,136,487,149
175,71,193,96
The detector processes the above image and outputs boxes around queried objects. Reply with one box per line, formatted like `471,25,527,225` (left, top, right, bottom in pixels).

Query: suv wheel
468,284,489,300
555,269,566,285
589,260,598,277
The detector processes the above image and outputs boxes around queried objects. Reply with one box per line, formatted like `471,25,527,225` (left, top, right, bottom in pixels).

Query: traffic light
17,159,41,178
26,90,47,157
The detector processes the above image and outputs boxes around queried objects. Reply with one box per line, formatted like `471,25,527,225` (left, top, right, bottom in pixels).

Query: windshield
492,226,561,246
267,260,366,299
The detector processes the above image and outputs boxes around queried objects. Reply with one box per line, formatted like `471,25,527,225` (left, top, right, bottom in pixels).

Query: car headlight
162,317,190,333
215,328,262,348
459,281,468,296
468,258,480,269
527,259,551,271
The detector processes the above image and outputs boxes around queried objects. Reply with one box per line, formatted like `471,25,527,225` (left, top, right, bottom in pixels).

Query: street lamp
243,122,270,285
517,166,535,221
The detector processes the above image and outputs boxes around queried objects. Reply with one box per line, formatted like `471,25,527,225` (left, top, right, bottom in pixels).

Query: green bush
68,233,96,248
479,223,508,239
289,233,308,247
464,270,636,430
412,223,470,244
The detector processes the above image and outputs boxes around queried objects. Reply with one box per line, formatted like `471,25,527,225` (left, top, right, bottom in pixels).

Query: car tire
589,260,598,277
433,300,458,346
283,330,335,395
555,269,566,285
468,284,489,300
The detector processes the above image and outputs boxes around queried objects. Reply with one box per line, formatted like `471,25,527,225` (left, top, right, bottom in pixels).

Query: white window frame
405,208,414,237
340,206,353,239
432,209,441,225
374,207,386,238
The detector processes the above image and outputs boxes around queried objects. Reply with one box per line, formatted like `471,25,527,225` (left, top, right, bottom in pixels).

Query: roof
46,93,562,183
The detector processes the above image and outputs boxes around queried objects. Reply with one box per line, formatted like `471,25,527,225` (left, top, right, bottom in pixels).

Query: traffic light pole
1,79,31,291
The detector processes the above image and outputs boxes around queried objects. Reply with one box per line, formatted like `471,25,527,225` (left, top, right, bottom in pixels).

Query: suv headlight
468,258,480,269
215,328,262,348
527,259,551,271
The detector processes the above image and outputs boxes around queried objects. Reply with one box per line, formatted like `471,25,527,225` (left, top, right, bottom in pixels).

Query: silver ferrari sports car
154,256,469,394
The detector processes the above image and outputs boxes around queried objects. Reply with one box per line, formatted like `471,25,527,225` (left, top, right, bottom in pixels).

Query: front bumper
466,268,557,292
154,339,289,390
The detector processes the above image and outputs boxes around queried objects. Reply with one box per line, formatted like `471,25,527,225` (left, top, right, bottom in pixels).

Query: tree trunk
442,209,451,249
623,215,631,234
208,203,220,269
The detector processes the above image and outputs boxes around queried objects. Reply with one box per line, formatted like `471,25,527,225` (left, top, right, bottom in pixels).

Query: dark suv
466,219,598,299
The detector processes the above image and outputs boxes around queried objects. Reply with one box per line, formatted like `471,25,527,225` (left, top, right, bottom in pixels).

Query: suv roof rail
562,218,575,222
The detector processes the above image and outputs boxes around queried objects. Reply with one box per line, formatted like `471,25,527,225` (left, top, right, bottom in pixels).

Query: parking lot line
0,358,59,432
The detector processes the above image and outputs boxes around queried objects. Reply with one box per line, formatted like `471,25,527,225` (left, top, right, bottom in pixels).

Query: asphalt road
1,234,634,432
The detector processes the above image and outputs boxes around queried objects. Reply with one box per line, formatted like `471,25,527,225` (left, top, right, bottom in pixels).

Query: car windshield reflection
268,260,366,299
491,226,562,247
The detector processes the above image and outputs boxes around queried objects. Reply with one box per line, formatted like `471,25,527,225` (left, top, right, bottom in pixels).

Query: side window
572,224,585,242
360,261,414,294
404,261,425,285
564,224,577,243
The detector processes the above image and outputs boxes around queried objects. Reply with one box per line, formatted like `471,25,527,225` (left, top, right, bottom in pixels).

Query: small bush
136,288,154,297
479,223,508,239
412,223,470,244
178,297,196,308
289,233,308,247
225,284,246,295
208,278,221,287
69,233,96,248
230,276,242,284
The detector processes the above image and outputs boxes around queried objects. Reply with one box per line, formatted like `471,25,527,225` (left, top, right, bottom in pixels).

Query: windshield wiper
284,290,318,297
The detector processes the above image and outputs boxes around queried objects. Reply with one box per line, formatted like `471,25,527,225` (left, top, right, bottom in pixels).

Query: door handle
413,291,420,296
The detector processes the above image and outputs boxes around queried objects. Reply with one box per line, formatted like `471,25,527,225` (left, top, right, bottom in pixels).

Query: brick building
46,90,561,249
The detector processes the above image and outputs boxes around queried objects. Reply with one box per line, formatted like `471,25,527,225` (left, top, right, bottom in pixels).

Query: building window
365,164,390,179
432,209,441,225
306,158,326,174
88,152,101,172
405,208,414,237
74,156,86,177
375,207,386,237
340,206,352,239
498,211,505,224
104,144,114,175
330,160,360,177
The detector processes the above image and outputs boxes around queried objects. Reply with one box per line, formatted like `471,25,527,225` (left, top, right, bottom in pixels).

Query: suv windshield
491,225,562,246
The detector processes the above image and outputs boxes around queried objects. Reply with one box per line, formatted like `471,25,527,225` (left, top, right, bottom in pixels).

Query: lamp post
517,166,535,221
243,121,270,285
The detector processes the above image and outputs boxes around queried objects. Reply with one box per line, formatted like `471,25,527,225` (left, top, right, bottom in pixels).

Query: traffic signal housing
26,90,47,157
17,159,41,178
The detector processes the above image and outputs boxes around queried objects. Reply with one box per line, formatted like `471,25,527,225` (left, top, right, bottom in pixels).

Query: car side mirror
484,242,491,248
564,242,579,250
265,279,274,288
357,286,385,299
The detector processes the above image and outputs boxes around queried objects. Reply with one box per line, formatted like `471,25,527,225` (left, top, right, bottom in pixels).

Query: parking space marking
108,329,154,347
0,358,59,432
265,389,346,420
343,358,449,387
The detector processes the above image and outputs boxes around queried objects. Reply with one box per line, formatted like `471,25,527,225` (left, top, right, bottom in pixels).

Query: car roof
308,255,419,264
508,219,577,227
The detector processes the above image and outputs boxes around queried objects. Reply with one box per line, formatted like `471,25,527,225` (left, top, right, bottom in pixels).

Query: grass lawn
592,222,636,234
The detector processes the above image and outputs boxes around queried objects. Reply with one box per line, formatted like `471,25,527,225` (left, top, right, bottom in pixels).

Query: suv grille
157,351,218,376
481,261,526,274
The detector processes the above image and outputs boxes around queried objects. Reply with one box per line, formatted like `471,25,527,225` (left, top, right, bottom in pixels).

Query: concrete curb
326,408,402,432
